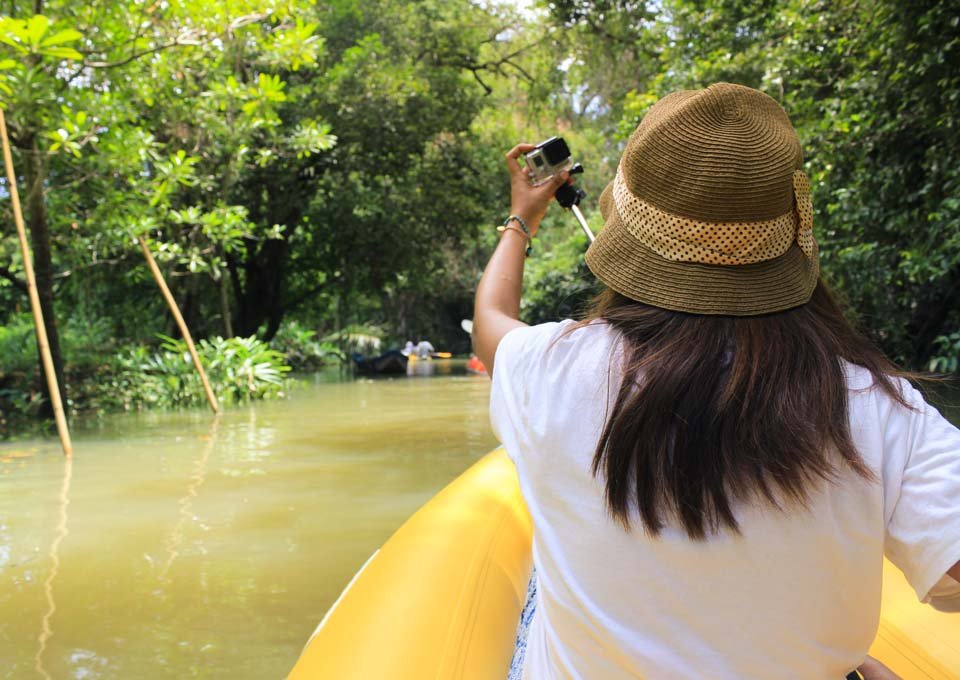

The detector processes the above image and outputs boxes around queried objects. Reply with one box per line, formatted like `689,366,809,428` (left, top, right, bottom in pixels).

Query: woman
473,83,960,679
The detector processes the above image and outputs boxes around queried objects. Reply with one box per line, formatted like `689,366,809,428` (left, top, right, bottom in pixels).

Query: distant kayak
466,355,487,374
351,350,408,375
408,352,453,361
289,450,960,679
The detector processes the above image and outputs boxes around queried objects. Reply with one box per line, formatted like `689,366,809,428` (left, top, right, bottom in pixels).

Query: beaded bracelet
496,214,533,257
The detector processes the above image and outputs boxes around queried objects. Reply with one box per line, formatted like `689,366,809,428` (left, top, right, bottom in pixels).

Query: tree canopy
1,0,957,431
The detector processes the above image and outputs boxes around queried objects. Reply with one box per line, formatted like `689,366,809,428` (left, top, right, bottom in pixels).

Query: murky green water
0,364,497,679
3,363,957,679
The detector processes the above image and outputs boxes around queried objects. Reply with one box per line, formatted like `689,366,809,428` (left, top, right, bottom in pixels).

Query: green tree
0,2,303,406
545,0,960,370
0,0,566,427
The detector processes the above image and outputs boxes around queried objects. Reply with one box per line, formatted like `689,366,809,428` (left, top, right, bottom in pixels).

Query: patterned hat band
611,162,816,267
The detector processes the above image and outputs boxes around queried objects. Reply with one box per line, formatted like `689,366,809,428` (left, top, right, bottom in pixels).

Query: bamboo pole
138,236,220,414
0,109,73,456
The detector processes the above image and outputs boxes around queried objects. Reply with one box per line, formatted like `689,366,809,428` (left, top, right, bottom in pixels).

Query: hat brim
584,182,819,316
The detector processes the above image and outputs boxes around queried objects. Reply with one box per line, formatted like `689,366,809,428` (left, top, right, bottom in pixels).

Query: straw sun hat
585,82,818,316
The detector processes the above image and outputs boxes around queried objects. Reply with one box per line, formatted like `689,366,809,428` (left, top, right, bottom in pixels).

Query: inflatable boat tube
288,449,959,679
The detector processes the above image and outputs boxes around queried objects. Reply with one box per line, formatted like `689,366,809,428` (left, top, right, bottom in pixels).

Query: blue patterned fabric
508,567,538,680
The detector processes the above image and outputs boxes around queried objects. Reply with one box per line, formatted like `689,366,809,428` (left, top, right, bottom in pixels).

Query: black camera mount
554,163,586,208
554,163,594,243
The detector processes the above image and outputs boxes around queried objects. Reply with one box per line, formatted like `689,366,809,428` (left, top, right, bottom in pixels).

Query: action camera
524,136,576,186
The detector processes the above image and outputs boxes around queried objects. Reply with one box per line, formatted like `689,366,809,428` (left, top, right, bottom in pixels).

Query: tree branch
503,58,535,83
52,254,128,281
70,13,270,73
82,30,204,69
469,68,492,95
421,36,549,94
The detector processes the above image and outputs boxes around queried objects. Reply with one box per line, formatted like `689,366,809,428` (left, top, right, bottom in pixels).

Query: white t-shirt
490,319,960,680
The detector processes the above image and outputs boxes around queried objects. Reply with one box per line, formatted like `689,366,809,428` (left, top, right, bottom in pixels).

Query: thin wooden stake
139,237,220,414
0,109,73,456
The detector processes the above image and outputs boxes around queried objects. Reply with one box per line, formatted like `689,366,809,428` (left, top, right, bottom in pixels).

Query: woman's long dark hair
579,279,916,540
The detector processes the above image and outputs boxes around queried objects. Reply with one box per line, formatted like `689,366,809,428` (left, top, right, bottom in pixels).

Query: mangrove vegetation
1,0,958,437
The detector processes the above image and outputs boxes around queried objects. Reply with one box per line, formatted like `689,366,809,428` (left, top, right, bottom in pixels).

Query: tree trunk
24,133,67,413
220,273,234,338
234,238,287,339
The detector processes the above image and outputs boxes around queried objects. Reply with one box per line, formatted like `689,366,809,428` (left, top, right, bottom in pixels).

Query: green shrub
149,334,289,408
0,318,43,436
200,335,291,404
0,316,36,374
929,333,960,374
521,228,601,325
1,328,294,434
321,323,385,356
270,321,345,371
84,334,292,412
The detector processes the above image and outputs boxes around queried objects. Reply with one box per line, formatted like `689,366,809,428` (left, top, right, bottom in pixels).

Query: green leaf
41,46,82,60
40,28,82,47
0,31,29,55
25,15,50,45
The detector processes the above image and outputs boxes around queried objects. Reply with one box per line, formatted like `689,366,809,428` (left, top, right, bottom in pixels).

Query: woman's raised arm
472,143,570,374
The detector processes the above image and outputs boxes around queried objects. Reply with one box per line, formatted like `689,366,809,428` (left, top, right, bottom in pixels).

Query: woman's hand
856,656,900,680
505,143,572,236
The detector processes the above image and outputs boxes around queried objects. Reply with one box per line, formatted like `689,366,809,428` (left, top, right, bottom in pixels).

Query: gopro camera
521,135,593,240
524,136,576,186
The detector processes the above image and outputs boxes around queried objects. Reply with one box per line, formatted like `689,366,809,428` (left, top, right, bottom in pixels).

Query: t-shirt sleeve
883,382,960,611
488,322,560,464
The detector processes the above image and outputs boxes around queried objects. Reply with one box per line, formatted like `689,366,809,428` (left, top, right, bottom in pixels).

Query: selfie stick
555,165,595,243
569,204,594,243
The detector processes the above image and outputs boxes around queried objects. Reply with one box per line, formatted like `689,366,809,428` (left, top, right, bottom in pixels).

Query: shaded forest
1,0,958,434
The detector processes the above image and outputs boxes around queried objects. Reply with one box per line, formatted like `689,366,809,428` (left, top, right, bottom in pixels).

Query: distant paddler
403,339,450,361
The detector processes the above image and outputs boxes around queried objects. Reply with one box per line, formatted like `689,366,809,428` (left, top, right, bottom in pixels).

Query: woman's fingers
534,170,570,196
504,143,537,176
504,143,537,159
504,141,574,225
857,657,900,680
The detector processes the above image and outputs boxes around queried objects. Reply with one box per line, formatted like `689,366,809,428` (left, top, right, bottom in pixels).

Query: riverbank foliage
0,0,957,435
1,315,299,435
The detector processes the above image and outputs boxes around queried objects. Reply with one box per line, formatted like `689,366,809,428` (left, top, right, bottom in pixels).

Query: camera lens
533,155,544,167
542,138,571,165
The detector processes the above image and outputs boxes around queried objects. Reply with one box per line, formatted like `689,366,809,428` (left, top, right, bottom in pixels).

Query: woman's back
491,319,960,679
473,83,960,679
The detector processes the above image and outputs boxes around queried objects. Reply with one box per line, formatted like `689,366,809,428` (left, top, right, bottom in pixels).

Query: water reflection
406,357,464,377
0,372,498,678
35,454,73,680
161,416,220,580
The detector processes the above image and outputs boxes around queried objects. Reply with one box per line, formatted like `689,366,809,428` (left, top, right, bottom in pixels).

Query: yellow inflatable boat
289,449,959,679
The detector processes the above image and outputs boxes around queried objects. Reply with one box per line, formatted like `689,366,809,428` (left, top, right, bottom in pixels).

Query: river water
0,363,497,679
2,365,958,679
